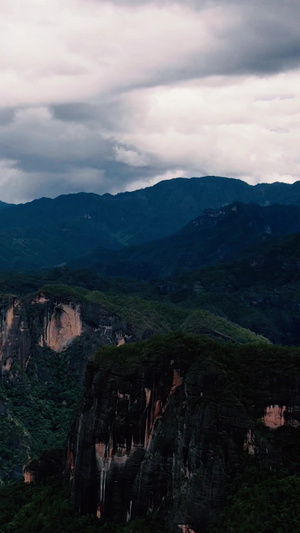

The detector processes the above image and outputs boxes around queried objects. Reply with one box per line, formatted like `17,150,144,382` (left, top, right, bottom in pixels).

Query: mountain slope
0,176,300,270
71,202,300,279
0,282,266,481
156,231,300,345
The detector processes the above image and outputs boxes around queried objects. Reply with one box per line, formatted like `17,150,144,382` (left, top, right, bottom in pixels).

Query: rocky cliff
0,283,266,482
0,289,142,481
0,291,137,380
68,335,300,532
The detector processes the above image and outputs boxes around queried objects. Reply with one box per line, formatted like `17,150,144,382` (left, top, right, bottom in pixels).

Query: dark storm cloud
50,103,101,123
0,0,300,203
0,101,169,202
222,2,300,76
125,1,300,89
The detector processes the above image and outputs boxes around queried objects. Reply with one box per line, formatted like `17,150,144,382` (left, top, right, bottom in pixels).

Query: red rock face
23,450,64,484
262,405,300,429
69,346,300,533
244,430,256,455
23,468,35,483
0,297,84,377
263,405,287,429
38,303,82,352
0,292,138,380
0,297,31,376
178,525,196,533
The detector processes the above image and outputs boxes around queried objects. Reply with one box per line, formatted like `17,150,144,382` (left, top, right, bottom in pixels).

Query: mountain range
72,201,300,279
0,175,300,270
1,175,300,532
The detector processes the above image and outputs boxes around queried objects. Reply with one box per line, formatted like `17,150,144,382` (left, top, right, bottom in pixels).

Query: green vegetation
180,309,269,344
0,348,82,482
0,479,167,533
70,203,300,280
1,333,300,530
37,285,268,344
90,332,300,402
0,278,267,481
210,466,300,533
0,181,300,530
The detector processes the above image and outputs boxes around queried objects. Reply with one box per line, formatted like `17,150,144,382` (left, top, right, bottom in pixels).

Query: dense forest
1,177,300,532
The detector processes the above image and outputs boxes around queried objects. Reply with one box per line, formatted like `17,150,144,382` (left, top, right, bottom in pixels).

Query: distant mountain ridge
0,175,300,270
71,202,300,279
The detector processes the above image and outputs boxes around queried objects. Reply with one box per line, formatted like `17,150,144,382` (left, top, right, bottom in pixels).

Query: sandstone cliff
0,290,140,481
68,335,300,532
0,292,137,380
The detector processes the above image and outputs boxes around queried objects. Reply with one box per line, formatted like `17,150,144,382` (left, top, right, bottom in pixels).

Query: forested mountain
0,176,300,270
71,202,300,279
1,176,300,532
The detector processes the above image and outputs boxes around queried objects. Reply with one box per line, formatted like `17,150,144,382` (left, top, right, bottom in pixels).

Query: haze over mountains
1,175,300,271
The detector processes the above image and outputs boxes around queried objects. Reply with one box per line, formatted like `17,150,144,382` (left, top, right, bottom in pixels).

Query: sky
1,0,300,203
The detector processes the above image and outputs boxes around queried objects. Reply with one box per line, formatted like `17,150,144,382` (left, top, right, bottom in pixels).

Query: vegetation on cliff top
0,347,82,482
1,333,300,530
36,284,268,344
0,278,267,482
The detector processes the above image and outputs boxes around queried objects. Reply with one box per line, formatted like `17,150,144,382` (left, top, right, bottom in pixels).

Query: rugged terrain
72,202,300,279
0,282,266,482
0,176,300,270
68,334,300,532
0,287,139,481
1,175,300,532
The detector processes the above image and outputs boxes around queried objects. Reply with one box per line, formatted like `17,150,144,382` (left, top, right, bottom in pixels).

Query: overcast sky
0,0,300,203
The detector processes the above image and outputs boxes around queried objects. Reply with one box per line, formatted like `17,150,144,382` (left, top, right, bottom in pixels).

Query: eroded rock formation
68,357,252,531
67,337,300,533
0,292,136,379
38,303,82,352
0,297,31,375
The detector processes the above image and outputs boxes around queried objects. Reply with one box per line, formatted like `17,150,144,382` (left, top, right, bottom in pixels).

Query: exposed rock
68,337,300,532
68,359,245,531
263,405,286,429
38,303,82,352
262,404,300,429
0,293,138,380
23,449,64,483
0,297,31,375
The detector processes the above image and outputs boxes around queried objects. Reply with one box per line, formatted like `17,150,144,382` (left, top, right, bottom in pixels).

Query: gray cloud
0,0,299,202
50,103,101,123
125,2,300,89
0,109,16,125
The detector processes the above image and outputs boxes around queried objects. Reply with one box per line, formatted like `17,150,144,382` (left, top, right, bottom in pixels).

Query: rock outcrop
38,302,82,352
0,292,136,380
67,335,300,532
0,297,31,374
23,449,64,483
0,290,144,482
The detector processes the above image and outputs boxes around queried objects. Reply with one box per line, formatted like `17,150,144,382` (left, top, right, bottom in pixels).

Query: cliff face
68,337,300,532
0,292,136,380
0,290,143,481
38,302,82,352
0,297,31,374
68,364,250,531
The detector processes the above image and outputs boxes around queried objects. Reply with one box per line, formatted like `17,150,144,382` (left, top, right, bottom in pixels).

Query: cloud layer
0,0,300,202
